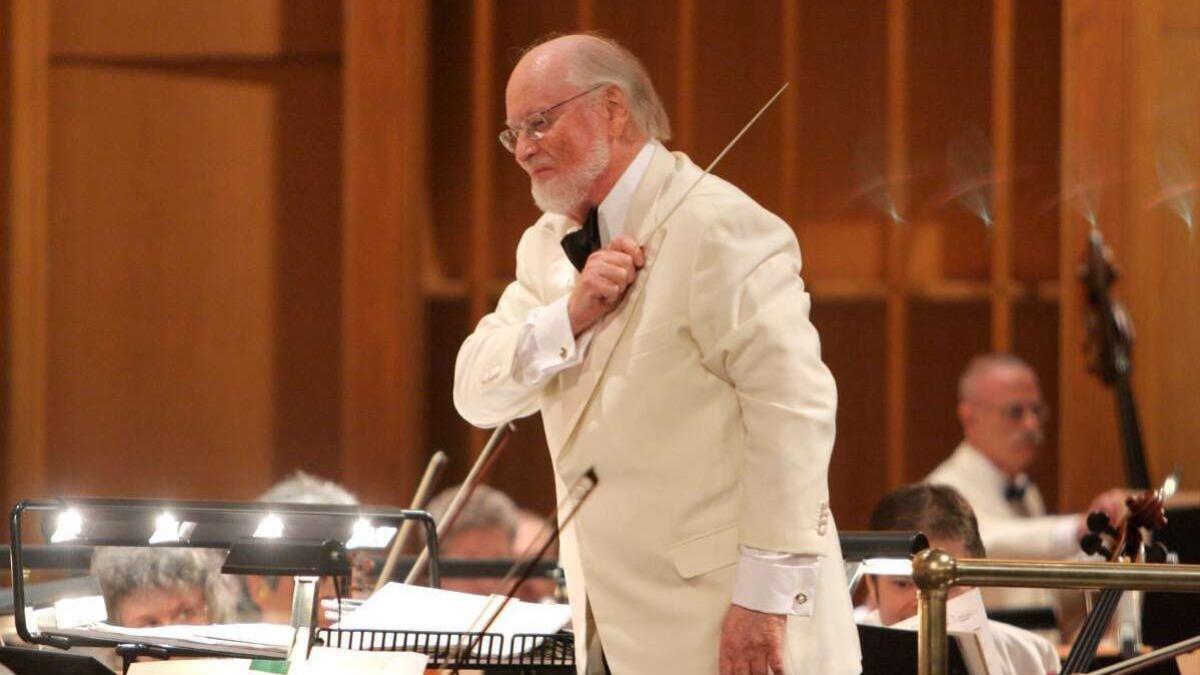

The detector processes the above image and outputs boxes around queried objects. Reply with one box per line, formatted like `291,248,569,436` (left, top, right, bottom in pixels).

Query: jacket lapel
552,146,685,451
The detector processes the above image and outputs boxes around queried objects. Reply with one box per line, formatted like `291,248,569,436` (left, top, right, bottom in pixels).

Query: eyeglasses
499,85,604,154
972,401,1051,423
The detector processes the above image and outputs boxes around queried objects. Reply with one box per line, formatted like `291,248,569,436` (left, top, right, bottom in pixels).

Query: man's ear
603,85,631,137
863,575,878,609
956,401,974,429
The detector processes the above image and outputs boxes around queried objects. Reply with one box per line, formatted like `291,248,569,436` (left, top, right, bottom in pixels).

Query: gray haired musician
454,33,859,674
927,353,1128,612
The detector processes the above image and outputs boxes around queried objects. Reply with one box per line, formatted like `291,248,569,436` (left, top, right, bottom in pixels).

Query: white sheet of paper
128,659,253,674
291,647,428,675
338,582,571,657
890,588,1008,675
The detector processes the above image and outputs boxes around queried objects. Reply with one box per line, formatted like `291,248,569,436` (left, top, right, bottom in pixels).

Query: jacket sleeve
976,513,1080,559
687,200,838,554
453,227,550,428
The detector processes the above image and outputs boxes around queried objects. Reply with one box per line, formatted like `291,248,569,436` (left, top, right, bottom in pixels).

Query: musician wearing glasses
927,354,1128,611
455,33,859,675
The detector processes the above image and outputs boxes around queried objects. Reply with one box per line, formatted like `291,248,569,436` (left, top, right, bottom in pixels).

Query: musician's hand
1077,488,1134,538
719,604,787,675
1090,488,1133,522
567,234,645,336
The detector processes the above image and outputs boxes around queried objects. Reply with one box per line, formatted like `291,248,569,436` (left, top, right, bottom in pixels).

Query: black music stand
7,497,440,667
0,646,112,675
858,624,970,674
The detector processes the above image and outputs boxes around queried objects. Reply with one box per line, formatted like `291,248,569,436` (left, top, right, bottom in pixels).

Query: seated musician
244,470,360,623
928,353,1127,613
90,547,238,628
860,483,1061,675
425,485,561,603
425,484,524,597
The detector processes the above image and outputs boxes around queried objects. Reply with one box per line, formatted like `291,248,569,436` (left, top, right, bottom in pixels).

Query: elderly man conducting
454,33,858,675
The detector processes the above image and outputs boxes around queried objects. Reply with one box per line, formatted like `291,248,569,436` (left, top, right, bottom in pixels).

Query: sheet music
47,622,295,659
126,649,428,675
889,588,1007,675
338,582,571,657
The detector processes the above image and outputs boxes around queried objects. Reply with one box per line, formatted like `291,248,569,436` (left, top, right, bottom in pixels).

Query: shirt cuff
1057,515,1084,555
731,547,820,617
532,295,583,362
513,296,595,386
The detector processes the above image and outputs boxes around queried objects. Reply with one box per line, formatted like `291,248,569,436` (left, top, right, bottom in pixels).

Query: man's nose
516,133,539,162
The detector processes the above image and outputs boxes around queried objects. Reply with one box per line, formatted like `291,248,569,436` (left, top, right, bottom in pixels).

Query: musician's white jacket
455,143,861,674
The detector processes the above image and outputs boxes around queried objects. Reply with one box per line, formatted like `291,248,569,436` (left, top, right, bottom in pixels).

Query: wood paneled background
2,1,1197,537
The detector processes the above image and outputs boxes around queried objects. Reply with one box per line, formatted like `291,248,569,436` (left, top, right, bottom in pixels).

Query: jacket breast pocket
669,523,740,580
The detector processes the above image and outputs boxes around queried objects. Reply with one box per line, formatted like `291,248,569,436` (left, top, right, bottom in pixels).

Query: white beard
530,139,610,215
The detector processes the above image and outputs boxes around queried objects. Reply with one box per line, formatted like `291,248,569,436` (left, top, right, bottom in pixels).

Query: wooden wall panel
6,0,51,515
589,2,683,140
1013,298,1060,511
693,2,784,212
48,66,278,499
816,301,887,530
340,0,429,506
50,0,340,58
791,1,889,287
904,301,991,482
45,63,342,499
907,1,992,284
1011,0,1061,283
5,1,344,514
429,0,474,285
1059,0,1200,509
1060,0,1138,509
0,0,11,516
1136,2,1200,490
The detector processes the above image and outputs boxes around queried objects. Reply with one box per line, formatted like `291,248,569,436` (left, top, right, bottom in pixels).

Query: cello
1060,490,1168,673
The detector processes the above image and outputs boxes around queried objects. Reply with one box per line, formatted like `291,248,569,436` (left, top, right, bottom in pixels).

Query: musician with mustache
927,354,1128,612
454,33,859,675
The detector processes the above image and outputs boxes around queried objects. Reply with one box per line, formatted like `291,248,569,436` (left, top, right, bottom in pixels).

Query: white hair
425,484,520,545
90,546,240,624
531,33,671,142
257,470,358,505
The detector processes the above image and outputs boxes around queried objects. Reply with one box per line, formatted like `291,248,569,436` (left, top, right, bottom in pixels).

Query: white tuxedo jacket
455,145,861,674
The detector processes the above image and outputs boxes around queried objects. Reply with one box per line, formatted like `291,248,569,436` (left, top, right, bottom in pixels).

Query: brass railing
912,549,1200,675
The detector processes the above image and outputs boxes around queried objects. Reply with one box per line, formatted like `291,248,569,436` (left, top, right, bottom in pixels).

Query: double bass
1079,226,1151,489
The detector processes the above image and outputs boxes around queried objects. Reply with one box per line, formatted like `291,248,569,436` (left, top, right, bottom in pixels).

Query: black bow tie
560,207,601,272
1004,480,1027,502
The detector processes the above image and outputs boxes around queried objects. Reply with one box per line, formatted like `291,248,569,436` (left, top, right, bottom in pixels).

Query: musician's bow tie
1004,480,1027,502
561,206,601,272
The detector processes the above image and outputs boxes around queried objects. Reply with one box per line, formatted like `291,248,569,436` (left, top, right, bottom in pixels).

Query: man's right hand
568,234,645,336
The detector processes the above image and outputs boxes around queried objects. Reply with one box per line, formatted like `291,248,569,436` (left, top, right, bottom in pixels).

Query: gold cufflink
794,592,808,605
559,346,568,358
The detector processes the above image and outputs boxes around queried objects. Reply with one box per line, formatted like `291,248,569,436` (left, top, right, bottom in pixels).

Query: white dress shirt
513,140,818,616
857,590,1062,675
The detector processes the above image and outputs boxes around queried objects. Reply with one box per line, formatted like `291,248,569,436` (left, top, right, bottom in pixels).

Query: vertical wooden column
341,0,430,504
466,0,494,451
884,0,910,487
990,0,1014,352
6,0,50,511
577,0,594,31
675,0,696,151
779,0,799,227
